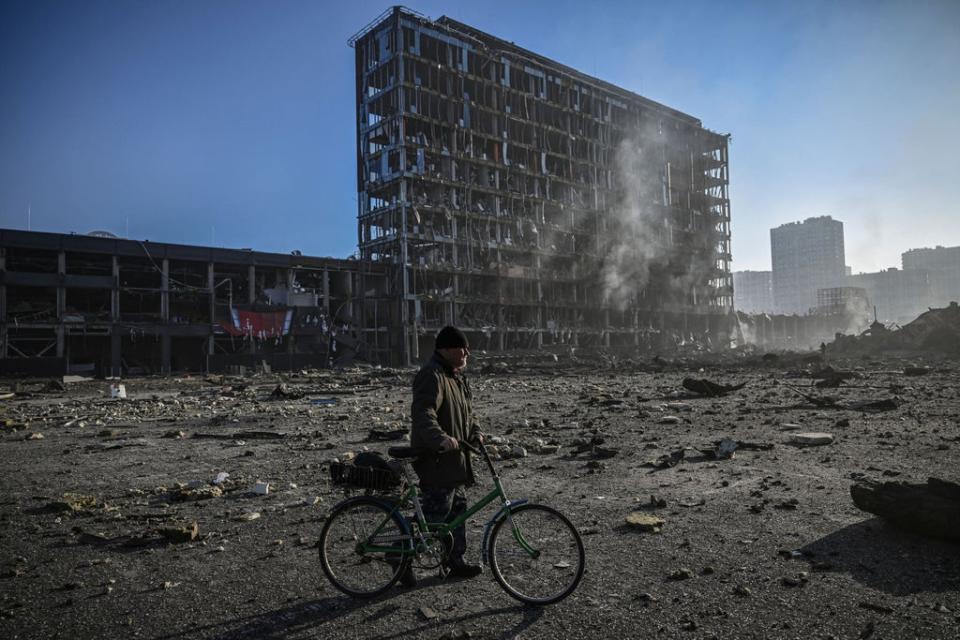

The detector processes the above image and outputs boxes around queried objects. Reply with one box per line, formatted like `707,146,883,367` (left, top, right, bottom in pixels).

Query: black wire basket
329,461,400,492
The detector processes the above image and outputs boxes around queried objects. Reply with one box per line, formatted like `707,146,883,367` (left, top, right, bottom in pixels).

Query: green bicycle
319,440,585,605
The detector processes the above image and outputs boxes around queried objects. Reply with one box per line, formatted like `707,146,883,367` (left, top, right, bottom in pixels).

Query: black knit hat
435,326,469,350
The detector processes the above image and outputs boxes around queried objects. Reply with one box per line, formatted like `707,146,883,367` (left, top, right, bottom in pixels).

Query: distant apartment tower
733,270,773,314
902,245,960,306
770,216,845,314
351,7,732,364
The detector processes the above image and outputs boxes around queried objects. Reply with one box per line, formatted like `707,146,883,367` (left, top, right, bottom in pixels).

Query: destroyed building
1,7,736,374
352,7,732,364
0,229,391,376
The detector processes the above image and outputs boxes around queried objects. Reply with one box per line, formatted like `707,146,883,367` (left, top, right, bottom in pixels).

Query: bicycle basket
329,461,400,492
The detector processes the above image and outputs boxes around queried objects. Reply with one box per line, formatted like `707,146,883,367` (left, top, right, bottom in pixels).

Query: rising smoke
601,131,664,310
600,126,717,313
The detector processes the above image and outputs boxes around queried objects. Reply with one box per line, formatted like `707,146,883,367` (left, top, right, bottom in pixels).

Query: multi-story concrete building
770,215,845,315
733,270,773,314
902,245,960,306
352,7,732,364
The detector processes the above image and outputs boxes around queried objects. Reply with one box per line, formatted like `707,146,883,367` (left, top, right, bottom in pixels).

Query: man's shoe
398,565,418,587
446,562,482,579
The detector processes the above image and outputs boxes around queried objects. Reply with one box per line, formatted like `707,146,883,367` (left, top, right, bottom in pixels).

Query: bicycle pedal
438,565,451,580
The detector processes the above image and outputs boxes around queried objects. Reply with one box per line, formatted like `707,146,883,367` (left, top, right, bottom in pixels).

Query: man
404,325,482,586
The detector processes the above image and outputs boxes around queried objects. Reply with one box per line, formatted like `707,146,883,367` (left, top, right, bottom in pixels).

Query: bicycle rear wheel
319,496,411,598
488,503,585,605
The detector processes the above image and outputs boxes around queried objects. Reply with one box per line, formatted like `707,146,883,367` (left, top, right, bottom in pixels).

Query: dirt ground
1,353,958,639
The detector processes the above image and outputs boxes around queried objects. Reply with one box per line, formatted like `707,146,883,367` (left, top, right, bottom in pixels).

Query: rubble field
1,354,958,639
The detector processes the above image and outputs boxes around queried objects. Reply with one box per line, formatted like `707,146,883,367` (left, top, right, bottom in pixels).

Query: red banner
221,308,293,338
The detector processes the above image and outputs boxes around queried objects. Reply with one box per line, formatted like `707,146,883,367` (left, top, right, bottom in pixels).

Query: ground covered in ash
1,353,959,640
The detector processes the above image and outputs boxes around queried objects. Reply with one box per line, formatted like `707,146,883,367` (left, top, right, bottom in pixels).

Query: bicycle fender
480,499,529,565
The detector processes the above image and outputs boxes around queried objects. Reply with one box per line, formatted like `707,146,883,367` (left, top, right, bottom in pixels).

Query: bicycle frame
357,444,539,563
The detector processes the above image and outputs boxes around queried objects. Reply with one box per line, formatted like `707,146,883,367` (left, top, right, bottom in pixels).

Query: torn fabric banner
222,309,294,338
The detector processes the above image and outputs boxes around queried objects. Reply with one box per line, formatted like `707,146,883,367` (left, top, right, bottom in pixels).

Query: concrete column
57,251,66,321
0,248,6,327
110,330,121,378
247,265,256,304
161,333,171,374
56,325,65,358
111,257,120,320
322,270,330,316
604,309,611,347
161,258,169,321
207,263,215,357
497,305,505,351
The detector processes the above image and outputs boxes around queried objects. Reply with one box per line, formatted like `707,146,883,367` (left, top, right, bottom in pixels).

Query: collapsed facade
0,229,390,376
1,7,735,374
353,8,732,364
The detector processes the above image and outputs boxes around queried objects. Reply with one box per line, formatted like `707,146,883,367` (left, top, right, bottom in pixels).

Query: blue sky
1,0,958,272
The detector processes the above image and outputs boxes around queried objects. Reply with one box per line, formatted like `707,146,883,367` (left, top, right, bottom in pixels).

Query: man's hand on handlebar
438,435,460,453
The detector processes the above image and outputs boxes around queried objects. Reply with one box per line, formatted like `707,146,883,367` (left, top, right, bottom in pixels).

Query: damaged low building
0,229,391,376
353,7,733,364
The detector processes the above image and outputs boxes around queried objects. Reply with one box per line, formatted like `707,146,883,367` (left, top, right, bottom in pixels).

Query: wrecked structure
0,229,390,376
2,7,736,374
353,7,733,364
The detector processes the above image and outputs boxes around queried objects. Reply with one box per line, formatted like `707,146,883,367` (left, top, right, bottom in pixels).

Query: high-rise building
770,216,845,314
902,245,960,306
352,7,732,364
733,270,773,314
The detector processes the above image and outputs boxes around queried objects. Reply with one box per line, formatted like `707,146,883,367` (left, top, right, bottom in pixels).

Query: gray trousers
421,486,468,565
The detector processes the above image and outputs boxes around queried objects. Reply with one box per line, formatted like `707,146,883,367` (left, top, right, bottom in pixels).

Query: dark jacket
410,352,477,488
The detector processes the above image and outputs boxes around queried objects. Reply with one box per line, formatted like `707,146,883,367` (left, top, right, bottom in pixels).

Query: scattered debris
46,493,100,513
270,384,303,400
418,605,439,620
625,512,665,532
682,377,746,397
788,432,834,446
158,522,199,544
714,438,738,459
667,568,693,580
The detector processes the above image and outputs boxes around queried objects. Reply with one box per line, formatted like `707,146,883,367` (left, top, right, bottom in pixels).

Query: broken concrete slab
788,433,834,446
850,477,960,543
625,512,665,532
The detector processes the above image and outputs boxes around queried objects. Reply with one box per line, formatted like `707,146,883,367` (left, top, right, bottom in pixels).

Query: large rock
850,477,960,543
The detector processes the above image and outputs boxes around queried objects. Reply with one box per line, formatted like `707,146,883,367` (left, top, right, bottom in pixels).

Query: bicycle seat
387,446,420,459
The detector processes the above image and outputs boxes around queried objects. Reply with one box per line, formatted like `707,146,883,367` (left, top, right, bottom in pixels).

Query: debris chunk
850,477,960,543
789,432,834,446
158,523,199,544
625,512,665,532
682,377,746,397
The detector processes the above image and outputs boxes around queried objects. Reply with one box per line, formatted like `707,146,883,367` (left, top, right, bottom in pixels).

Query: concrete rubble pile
830,301,960,355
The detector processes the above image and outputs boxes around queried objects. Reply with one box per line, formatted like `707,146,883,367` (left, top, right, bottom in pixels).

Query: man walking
405,325,482,585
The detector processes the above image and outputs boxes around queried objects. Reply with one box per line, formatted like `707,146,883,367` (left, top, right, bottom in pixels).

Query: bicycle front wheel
488,503,585,605
319,496,411,598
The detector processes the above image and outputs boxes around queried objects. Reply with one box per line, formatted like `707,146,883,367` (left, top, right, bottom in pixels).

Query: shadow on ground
151,578,544,640
800,517,960,596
